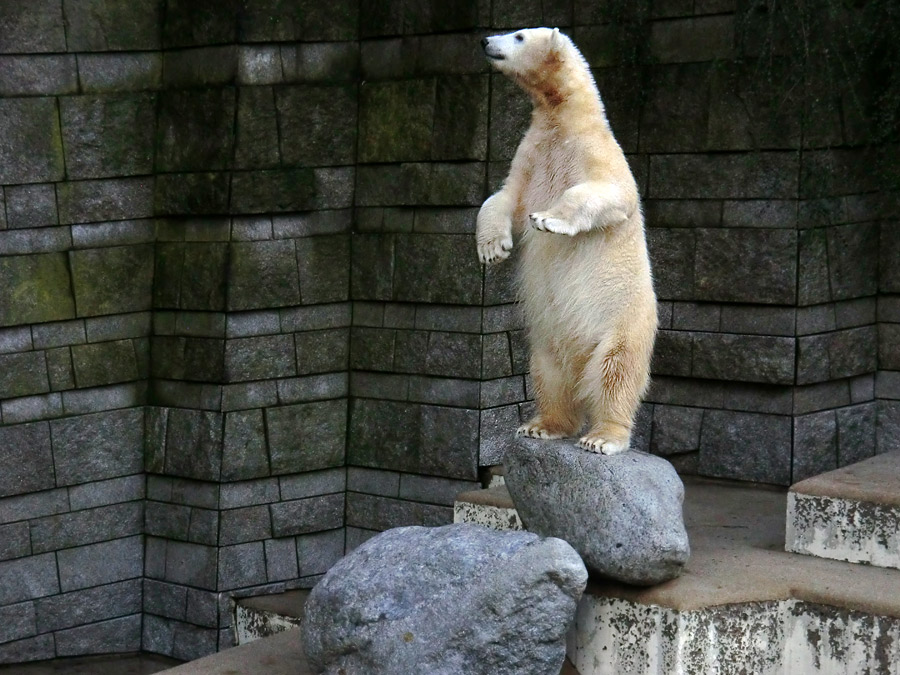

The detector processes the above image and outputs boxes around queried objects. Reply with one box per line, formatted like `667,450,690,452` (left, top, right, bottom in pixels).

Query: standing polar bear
477,27,657,456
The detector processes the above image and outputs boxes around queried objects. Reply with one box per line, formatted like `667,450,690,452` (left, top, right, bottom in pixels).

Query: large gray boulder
301,523,587,675
505,438,690,586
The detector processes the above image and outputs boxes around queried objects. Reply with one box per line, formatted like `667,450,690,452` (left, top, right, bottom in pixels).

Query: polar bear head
482,27,563,75
481,28,595,107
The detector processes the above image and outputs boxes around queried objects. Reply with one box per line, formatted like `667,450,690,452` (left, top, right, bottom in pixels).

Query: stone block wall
345,0,897,546
0,0,896,665
554,0,894,488
133,4,359,661
880,220,900,455
0,0,153,661
0,0,354,663
346,35,492,540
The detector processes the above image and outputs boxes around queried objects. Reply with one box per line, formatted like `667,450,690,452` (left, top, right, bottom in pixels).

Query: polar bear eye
515,33,524,42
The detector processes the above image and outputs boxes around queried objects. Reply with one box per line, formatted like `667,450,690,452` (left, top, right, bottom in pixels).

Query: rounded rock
505,437,690,586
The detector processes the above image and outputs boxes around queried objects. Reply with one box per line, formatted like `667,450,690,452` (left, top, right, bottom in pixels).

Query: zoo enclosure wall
0,0,897,664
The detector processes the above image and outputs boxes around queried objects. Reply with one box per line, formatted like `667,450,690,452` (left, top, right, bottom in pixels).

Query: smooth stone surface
302,523,587,675
505,438,690,586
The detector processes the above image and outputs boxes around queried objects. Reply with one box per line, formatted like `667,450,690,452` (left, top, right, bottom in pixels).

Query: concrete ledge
587,477,900,618
570,597,900,675
483,465,506,487
453,485,523,531
787,452,900,569
162,629,312,675
217,473,900,675
787,452,900,506
234,590,308,645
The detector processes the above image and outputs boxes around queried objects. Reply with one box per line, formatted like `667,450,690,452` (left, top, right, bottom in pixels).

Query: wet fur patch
540,85,565,107
539,51,565,106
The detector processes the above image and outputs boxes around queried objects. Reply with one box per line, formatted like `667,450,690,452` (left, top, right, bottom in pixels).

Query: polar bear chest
515,129,586,221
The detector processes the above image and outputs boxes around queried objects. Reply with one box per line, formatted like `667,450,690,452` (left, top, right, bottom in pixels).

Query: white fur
477,28,657,455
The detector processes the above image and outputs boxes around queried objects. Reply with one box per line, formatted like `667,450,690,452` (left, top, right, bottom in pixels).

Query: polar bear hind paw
529,212,578,236
477,236,513,264
516,422,568,440
577,435,628,455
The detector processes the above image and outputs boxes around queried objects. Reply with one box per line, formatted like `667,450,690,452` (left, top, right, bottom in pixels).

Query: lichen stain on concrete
452,501,523,531
787,493,900,570
570,596,900,674
234,604,303,645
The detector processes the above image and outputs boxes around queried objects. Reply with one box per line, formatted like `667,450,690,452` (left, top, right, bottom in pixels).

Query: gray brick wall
344,0,896,517
0,0,896,666
0,0,355,663
140,471,345,660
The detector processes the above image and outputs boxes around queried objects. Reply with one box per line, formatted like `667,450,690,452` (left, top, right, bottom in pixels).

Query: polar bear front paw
477,235,513,264
577,435,628,455
529,212,578,236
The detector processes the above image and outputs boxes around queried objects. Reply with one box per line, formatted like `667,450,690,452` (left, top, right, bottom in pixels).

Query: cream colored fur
476,27,657,455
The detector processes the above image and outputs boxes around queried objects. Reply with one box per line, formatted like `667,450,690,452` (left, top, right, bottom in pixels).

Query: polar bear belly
518,229,634,347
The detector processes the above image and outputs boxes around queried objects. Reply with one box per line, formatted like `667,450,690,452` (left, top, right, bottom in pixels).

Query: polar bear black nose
481,37,489,48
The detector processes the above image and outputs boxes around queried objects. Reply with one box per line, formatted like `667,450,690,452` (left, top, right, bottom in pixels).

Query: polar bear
477,27,657,455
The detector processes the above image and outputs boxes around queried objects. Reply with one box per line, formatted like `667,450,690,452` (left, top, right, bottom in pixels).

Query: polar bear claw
577,435,628,456
477,236,513,264
516,423,568,440
529,212,577,235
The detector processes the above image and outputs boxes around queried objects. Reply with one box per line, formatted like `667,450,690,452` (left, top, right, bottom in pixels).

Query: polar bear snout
482,37,506,61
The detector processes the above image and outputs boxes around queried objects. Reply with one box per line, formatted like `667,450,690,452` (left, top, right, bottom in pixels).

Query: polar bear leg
476,191,515,264
576,339,647,455
529,181,630,236
517,348,582,440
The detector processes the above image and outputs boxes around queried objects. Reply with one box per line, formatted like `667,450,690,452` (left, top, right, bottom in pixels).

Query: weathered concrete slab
163,628,314,675
234,590,308,645
786,451,900,569
569,478,900,618
570,597,900,675
461,475,900,615
232,475,900,674
452,485,523,531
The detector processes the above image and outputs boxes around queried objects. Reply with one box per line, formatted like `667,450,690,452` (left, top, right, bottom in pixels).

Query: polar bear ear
551,27,560,45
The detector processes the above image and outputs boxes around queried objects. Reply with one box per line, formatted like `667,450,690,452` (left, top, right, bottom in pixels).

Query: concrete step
233,589,308,645
453,484,523,531
786,451,900,569
168,626,579,675
163,628,313,675
482,464,506,488
455,475,900,673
